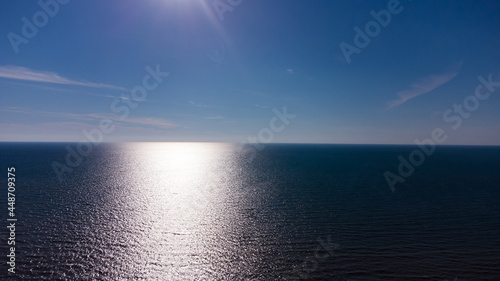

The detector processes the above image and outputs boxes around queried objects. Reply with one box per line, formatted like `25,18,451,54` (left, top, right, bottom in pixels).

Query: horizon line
0,141,499,147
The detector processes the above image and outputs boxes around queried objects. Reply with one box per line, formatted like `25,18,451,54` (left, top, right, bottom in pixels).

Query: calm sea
0,142,499,280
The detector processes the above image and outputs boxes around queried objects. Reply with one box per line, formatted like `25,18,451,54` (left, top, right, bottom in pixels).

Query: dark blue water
1,142,499,280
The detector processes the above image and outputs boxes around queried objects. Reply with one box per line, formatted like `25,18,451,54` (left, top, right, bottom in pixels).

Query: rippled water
1,143,500,280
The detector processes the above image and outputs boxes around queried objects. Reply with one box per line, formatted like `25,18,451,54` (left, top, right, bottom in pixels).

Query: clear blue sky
1,0,499,144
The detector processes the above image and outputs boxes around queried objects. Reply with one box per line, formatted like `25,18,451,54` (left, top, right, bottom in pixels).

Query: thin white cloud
123,117,176,129
188,100,209,108
286,68,294,74
255,104,269,109
387,63,462,109
0,107,176,129
205,116,224,119
0,122,181,142
0,65,127,91
0,106,97,121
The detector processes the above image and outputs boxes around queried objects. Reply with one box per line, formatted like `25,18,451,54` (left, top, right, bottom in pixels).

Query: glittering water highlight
1,143,500,280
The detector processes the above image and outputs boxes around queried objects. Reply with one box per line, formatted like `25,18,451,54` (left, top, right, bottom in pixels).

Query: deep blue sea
1,142,499,280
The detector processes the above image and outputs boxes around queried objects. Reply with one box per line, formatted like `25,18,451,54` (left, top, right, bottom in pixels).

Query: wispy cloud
123,117,176,129
387,63,462,109
0,65,127,91
286,68,294,74
0,107,176,129
188,100,209,108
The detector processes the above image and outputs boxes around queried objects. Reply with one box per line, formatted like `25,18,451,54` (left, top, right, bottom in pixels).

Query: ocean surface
1,142,499,280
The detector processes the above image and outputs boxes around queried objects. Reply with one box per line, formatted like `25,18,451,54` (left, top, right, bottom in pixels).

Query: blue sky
0,0,499,144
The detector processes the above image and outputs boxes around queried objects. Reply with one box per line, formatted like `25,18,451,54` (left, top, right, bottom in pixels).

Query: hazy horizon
2,140,500,147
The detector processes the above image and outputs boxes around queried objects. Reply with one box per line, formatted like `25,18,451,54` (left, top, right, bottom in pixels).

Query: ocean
1,142,499,280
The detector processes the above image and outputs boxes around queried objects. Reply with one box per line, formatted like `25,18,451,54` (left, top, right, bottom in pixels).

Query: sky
0,0,499,145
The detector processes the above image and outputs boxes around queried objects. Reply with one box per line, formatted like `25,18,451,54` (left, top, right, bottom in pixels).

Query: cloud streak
0,65,127,91
0,107,176,129
387,63,462,109
188,100,209,108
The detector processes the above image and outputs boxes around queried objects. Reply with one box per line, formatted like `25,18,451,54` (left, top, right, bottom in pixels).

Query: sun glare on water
103,142,251,279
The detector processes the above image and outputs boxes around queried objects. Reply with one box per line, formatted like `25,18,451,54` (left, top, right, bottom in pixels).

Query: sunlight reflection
110,142,249,279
